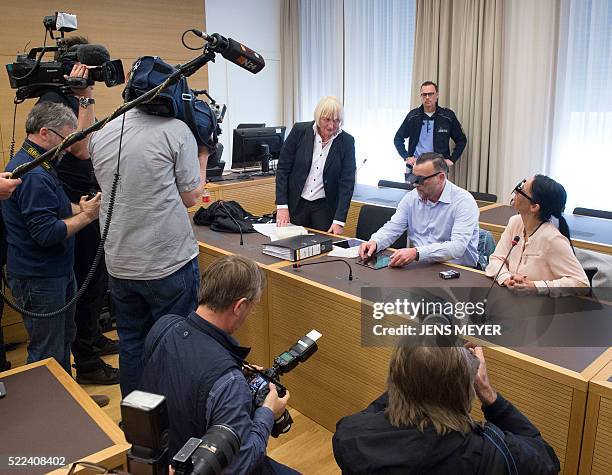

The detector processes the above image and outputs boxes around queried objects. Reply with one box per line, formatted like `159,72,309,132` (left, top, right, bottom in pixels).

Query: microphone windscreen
76,44,110,66
512,235,520,245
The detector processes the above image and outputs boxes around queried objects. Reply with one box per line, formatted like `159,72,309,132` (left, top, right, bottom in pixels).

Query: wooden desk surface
206,172,275,190
0,359,128,474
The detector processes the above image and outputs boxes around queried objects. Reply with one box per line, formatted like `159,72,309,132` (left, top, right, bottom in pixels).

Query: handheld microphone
484,235,520,306
191,30,265,74
218,201,244,246
292,259,353,281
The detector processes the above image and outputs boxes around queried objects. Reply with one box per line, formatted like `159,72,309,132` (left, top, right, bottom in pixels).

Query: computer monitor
232,126,286,170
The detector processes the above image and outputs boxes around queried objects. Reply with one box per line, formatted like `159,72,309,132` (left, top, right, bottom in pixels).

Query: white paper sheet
252,223,309,241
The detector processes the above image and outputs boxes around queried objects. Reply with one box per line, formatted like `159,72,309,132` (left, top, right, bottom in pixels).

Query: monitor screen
232,126,286,169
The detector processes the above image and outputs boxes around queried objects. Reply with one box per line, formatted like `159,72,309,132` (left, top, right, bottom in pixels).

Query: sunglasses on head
408,171,442,186
513,179,537,203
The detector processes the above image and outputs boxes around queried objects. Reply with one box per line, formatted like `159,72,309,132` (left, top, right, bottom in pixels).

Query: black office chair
572,207,612,220
236,123,266,129
470,191,498,203
377,179,412,191
355,205,407,250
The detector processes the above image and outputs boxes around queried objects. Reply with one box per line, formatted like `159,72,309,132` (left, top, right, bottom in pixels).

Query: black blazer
276,121,356,223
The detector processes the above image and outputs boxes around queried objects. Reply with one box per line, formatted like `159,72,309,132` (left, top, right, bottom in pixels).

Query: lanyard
20,142,56,175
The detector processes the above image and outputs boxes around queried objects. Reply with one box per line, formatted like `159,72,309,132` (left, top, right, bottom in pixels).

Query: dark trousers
110,257,199,397
292,198,333,232
71,221,109,372
8,272,77,374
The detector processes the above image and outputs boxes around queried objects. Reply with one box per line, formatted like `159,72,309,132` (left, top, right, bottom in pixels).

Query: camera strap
21,141,56,177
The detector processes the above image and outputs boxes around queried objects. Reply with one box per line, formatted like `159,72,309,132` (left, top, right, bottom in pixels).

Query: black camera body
246,330,321,437
5,12,124,101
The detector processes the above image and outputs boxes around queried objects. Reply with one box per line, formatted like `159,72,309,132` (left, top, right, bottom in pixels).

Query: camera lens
189,425,240,475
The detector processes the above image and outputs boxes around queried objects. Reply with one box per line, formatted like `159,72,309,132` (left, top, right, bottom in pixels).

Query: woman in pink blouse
485,175,589,295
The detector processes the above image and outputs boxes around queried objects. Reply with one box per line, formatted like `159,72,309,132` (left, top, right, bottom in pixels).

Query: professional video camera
121,391,240,475
246,330,322,437
5,12,124,102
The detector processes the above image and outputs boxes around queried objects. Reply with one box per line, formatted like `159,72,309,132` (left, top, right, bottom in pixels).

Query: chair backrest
355,205,407,249
470,191,498,203
377,179,412,191
572,207,612,220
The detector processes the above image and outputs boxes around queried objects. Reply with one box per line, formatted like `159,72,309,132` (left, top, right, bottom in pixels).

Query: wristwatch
79,97,95,109
415,248,420,261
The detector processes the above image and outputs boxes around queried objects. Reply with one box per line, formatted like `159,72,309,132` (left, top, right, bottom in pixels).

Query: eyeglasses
47,128,67,141
513,179,537,203
409,171,442,186
420,92,436,98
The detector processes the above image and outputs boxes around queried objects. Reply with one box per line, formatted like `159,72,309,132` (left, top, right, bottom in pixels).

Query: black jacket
332,393,560,475
393,105,467,163
276,121,356,223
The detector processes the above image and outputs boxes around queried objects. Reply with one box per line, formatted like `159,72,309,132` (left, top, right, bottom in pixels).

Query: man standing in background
394,81,467,182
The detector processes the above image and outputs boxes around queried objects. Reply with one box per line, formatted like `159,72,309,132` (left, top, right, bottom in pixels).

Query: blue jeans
8,273,77,374
109,257,199,397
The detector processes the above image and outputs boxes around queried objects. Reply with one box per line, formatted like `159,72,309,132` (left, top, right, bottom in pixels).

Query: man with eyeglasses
1,102,101,377
359,153,479,267
393,81,467,180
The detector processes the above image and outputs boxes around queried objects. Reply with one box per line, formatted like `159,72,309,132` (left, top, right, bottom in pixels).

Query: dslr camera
245,330,321,437
5,12,124,102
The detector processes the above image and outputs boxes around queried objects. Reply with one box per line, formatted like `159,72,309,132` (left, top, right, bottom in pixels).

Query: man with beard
358,152,479,268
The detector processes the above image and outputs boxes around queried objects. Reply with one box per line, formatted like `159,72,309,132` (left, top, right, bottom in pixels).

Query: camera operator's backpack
123,56,217,149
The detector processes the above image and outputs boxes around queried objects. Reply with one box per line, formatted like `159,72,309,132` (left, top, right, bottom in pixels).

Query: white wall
205,0,282,167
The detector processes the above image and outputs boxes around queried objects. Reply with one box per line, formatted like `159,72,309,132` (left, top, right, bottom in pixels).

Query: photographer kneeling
139,255,299,474
333,338,560,474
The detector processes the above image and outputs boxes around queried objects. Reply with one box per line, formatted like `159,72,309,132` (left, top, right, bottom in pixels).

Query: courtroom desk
266,255,611,474
205,173,276,216
192,221,289,367
191,220,344,367
479,204,612,255
345,183,495,237
0,358,128,474
580,360,612,474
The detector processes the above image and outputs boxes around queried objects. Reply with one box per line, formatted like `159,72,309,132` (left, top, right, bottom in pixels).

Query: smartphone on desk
356,254,390,270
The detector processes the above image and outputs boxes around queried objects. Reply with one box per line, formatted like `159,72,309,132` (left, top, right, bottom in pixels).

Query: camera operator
1,102,101,377
36,36,119,387
139,255,298,474
332,338,560,474
89,63,209,398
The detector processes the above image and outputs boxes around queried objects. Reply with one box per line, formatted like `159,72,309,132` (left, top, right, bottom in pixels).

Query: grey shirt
89,108,200,279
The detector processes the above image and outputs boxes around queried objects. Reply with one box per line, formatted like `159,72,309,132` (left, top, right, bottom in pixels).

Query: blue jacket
140,311,274,473
394,105,467,163
2,141,73,278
